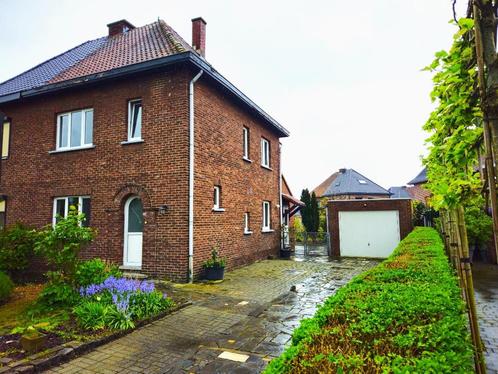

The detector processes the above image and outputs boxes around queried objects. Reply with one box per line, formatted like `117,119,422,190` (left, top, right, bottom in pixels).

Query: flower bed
264,227,474,373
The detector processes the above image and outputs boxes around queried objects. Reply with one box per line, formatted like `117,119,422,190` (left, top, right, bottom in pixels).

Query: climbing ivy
423,18,483,209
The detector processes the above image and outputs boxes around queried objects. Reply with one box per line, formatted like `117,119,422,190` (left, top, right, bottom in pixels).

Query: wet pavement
44,257,378,373
473,263,498,374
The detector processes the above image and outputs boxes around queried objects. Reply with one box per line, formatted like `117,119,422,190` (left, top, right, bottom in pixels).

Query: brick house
0,18,290,282
406,168,431,204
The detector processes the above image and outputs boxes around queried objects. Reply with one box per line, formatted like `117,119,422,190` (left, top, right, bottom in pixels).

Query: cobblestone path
45,257,378,374
474,263,498,374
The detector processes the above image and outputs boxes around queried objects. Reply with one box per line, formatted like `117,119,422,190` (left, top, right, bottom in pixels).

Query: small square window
128,100,142,141
0,198,6,230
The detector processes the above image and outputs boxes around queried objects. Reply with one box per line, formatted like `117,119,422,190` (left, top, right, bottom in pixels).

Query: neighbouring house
313,168,391,200
281,175,304,249
0,18,290,282
406,168,431,204
388,186,411,199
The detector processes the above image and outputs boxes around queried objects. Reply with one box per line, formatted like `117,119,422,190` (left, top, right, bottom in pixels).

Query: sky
0,0,468,195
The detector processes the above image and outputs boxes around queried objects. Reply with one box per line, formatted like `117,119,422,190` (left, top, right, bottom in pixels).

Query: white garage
338,210,400,258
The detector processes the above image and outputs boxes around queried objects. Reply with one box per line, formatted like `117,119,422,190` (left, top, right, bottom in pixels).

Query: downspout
188,70,203,283
279,142,283,250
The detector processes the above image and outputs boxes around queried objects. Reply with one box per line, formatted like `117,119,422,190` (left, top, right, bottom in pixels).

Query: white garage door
339,210,400,258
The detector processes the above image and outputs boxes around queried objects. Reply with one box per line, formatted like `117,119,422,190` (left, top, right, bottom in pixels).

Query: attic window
358,180,367,185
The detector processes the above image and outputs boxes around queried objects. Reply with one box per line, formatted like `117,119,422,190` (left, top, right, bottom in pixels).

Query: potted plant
203,247,226,281
20,326,47,353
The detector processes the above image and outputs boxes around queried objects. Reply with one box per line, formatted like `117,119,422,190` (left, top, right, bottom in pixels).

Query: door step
121,271,148,280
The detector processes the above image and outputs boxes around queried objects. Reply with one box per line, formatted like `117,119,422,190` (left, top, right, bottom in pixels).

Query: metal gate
294,231,330,257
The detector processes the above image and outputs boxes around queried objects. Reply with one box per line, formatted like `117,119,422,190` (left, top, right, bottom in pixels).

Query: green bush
0,271,14,302
0,223,36,273
35,207,95,287
265,228,473,373
75,259,122,288
73,301,112,331
465,206,493,246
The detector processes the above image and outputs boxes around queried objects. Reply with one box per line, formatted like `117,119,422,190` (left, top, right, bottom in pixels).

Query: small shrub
202,247,226,269
465,205,493,246
35,207,95,287
73,301,111,330
0,223,37,273
75,259,122,288
37,276,80,308
0,271,14,302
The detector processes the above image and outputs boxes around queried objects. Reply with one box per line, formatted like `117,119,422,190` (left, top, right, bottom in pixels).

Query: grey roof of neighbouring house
321,169,391,197
408,168,428,185
388,186,411,199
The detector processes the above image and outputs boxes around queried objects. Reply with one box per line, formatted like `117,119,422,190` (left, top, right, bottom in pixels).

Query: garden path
44,257,377,373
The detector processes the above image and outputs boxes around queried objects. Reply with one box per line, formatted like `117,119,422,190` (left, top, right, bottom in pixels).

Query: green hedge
265,227,473,373
0,271,14,303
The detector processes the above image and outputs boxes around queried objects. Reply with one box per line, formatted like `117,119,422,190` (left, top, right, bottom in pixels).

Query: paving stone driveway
473,263,498,374
45,257,378,374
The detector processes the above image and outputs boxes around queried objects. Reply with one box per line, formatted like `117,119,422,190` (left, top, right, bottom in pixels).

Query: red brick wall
192,77,281,275
0,66,283,281
327,199,413,256
0,67,192,281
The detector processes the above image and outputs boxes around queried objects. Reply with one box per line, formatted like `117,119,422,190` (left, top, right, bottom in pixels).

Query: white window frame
212,186,225,211
262,201,272,232
244,212,252,234
52,196,90,226
56,109,93,151
243,126,250,160
2,121,10,159
261,138,270,168
127,99,142,142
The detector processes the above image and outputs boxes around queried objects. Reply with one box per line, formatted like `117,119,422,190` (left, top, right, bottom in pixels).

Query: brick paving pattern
474,263,498,374
44,257,378,373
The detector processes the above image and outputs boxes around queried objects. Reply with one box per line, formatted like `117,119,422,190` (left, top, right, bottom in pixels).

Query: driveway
45,257,378,374
473,263,498,374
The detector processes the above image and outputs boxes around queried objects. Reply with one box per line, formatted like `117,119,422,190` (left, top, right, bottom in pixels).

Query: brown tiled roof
407,185,431,204
49,20,193,84
313,172,339,198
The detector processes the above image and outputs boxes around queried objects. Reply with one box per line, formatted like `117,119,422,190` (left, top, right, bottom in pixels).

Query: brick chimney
191,17,207,57
107,20,135,37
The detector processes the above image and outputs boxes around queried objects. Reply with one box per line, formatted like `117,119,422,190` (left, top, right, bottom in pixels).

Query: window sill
121,139,144,145
49,145,95,154
119,265,142,271
244,231,253,235
242,157,253,163
261,165,273,171
261,229,275,233
212,208,226,212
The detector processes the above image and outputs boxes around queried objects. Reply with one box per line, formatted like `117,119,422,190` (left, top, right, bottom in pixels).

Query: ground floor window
0,197,5,230
53,196,91,226
262,201,271,231
244,212,252,234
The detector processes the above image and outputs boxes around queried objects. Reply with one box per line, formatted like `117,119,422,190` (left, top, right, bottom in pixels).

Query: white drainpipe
279,142,283,250
188,70,203,283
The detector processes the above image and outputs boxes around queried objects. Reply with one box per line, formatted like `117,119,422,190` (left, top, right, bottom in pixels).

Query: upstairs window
57,109,93,150
128,100,142,141
213,185,224,211
53,196,91,227
243,127,250,159
262,201,271,231
261,138,270,168
2,121,10,159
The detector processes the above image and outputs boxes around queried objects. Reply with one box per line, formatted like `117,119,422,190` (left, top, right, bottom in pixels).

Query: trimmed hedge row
265,227,473,373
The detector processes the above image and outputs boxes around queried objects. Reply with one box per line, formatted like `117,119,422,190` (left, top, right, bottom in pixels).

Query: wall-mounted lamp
158,205,168,215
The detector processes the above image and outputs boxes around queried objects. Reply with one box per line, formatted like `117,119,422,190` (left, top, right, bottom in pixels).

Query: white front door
124,196,143,267
339,210,400,258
